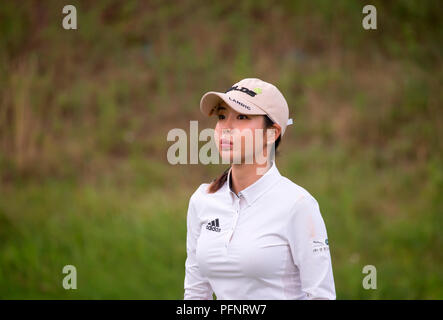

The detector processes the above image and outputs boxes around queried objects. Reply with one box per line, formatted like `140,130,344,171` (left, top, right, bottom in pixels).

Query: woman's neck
230,161,272,195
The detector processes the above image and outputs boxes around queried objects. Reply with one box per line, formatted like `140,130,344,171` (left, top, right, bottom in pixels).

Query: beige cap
200,78,293,137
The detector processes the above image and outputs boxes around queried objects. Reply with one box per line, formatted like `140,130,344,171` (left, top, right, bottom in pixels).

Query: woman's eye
238,115,248,120
217,114,225,120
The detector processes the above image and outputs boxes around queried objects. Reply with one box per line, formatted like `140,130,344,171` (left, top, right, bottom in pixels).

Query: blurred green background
0,0,442,299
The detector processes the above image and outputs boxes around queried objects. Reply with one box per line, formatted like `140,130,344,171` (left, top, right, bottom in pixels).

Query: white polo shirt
184,161,336,300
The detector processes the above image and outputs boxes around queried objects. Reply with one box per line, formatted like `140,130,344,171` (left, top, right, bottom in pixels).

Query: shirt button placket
226,195,240,247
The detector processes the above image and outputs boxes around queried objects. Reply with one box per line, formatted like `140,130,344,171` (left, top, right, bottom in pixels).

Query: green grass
0,148,441,299
0,177,188,299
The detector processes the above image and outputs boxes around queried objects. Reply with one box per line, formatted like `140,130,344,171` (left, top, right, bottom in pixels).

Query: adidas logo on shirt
206,218,221,232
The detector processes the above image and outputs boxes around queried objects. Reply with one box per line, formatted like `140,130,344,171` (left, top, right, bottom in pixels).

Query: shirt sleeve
184,192,214,300
287,195,336,300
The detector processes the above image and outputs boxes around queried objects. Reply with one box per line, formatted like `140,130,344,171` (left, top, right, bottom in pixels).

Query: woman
184,78,336,300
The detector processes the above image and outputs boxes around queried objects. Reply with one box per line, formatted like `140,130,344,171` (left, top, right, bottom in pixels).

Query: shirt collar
225,160,282,207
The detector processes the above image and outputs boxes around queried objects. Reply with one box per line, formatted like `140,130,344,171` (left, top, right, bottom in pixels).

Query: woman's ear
266,124,281,145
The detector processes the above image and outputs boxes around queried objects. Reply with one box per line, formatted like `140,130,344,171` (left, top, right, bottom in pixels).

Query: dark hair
207,115,281,193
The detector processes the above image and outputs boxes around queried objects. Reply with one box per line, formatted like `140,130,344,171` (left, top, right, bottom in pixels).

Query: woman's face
214,101,275,164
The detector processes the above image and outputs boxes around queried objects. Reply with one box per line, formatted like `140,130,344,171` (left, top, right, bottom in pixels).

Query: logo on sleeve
206,218,221,232
312,238,329,253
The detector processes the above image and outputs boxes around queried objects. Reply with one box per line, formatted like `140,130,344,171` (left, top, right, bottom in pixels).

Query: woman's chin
219,150,243,163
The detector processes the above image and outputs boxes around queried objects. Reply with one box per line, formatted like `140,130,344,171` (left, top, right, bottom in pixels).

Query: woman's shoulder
276,175,320,207
187,182,216,216
189,182,212,202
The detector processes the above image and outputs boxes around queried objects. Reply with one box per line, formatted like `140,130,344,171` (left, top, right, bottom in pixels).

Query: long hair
207,115,281,193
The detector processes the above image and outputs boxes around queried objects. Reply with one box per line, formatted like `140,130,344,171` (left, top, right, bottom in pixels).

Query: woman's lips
220,139,232,150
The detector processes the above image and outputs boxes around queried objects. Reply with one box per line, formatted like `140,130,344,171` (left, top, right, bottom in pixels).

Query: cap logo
253,88,262,94
228,96,252,110
225,85,257,97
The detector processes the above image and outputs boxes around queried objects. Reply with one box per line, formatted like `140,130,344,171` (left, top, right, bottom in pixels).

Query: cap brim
200,91,267,116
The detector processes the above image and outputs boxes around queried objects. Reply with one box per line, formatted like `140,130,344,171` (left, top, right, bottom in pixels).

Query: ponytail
207,166,230,194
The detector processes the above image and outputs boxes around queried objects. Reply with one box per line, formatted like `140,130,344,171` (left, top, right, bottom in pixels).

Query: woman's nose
219,122,233,136
222,115,234,129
